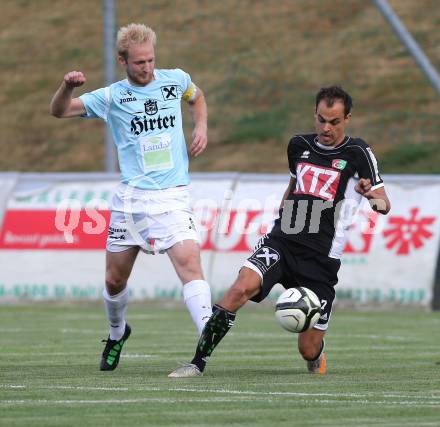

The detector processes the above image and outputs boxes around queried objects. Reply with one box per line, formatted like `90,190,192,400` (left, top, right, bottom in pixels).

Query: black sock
191,304,236,372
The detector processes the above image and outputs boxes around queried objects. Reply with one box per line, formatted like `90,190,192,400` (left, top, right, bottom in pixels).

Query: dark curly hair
315,86,353,117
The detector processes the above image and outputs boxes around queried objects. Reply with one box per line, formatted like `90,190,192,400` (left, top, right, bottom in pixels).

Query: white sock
103,287,129,341
182,280,212,336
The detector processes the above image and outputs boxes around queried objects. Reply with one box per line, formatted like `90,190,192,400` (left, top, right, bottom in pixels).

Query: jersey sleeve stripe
350,145,382,186
371,182,385,191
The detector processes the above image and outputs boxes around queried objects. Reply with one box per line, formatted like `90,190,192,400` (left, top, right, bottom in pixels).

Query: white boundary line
1,397,265,404
1,384,439,407
1,398,438,407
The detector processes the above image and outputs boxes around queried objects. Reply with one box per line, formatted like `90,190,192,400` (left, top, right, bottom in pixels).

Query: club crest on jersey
332,159,347,170
144,99,158,115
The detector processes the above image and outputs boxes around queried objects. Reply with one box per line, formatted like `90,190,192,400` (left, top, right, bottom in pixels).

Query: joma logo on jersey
119,89,137,104
119,95,137,104
294,162,341,201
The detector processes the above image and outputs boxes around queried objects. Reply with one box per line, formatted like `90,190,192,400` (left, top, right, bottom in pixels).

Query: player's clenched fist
355,178,372,196
64,71,86,88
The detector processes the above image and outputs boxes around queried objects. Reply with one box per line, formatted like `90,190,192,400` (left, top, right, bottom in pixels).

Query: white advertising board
0,175,438,306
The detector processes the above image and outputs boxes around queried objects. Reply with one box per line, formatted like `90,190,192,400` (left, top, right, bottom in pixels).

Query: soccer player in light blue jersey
50,23,212,371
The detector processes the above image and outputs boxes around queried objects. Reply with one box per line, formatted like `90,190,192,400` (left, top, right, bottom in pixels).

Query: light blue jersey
80,69,197,190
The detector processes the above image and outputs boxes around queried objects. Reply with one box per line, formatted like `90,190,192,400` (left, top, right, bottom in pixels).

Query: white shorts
106,184,199,254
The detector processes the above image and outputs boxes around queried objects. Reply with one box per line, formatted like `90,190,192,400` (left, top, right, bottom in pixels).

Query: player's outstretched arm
50,71,87,118
355,178,391,214
188,86,207,157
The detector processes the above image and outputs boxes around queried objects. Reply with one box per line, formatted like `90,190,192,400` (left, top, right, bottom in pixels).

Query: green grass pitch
1,302,439,426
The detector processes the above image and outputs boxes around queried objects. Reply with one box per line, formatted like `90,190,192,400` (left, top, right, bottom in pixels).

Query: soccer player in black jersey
169,86,391,377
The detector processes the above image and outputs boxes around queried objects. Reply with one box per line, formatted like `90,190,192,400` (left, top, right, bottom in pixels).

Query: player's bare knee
237,268,261,298
105,270,128,295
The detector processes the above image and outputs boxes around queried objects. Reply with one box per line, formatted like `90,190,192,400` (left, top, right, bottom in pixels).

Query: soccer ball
275,287,321,333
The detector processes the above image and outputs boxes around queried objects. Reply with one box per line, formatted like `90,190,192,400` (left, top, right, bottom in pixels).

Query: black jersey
270,133,384,258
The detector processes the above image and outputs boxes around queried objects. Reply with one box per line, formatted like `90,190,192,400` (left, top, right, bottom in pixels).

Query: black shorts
244,234,341,330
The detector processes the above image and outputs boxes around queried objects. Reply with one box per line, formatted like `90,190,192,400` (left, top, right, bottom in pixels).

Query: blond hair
116,23,157,59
